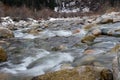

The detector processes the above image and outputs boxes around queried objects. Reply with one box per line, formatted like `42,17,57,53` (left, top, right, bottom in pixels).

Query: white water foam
0,49,50,75
52,30,72,37
19,52,74,76
14,29,73,39
0,50,74,76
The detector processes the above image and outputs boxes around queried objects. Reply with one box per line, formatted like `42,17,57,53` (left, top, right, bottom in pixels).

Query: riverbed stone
0,27,14,38
31,66,113,80
6,24,18,30
84,49,95,54
0,40,10,49
72,28,81,34
0,46,7,62
99,18,113,24
27,29,42,35
83,23,97,30
112,56,119,80
81,34,96,44
92,29,101,36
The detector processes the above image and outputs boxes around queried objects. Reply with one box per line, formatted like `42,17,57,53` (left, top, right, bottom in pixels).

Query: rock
31,66,113,80
0,40,10,49
110,44,120,54
112,57,119,80
27,29,42,35
101,29,120,37
6,24,18,30
81,28,101,44
29,24,40,28
43,24,49,28
92,29,101,36
51,44,68,51
0,46,7,62
84,49,95,54
0,73,11,80
81,34,96,44
99,18,113,24
60,63,73,70
83,23,97,30
113,16,120,23
0,27,14,38
24,26,43,35
0,73,33,80
72,28,81,34
100,69,113,80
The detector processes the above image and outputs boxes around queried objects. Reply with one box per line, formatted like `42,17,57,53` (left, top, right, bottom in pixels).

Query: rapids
0,13,120,79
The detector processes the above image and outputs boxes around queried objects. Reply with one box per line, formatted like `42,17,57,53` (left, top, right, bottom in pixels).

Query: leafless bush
34,8,59,19
0,2,5,17
4,6,33,19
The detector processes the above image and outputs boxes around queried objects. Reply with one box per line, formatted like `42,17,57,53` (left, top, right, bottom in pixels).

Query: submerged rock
0,46,7,62
0,27,14,38
26,28,42,35
31,66,113,80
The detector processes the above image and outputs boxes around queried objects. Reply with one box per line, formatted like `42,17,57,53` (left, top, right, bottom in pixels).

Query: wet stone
81,34,96,44
0,27,14,38
32,66,113,80
0,46,7,62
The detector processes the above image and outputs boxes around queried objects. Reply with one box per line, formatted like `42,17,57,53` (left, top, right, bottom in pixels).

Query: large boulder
0,46,7,62
0,27,14,38
32,66,113,80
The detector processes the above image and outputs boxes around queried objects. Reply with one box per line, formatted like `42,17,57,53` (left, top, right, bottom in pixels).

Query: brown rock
0,27,14,38
0,46,7,62
84,49,95,54
26,28,42,35
83,23,97,30
81,34,96,43
51,44,67,51
112,57,119,80
92,29,101,36
0,73,11,80
100,69,113,80
32,66,113,80
110,44,120,54
6,24,18,30
72,28,81,34
100,18,113,24
60,63,73,70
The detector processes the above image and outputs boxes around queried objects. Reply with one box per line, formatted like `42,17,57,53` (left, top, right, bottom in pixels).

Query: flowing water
0,17,120,80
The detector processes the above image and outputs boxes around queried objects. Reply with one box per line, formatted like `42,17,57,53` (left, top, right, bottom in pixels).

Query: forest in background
0,0,120,19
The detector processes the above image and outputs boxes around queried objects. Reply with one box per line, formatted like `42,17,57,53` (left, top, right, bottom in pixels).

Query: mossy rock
83,23,97,30
81,34,96,43
0,46,7,62
32,66,113,80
